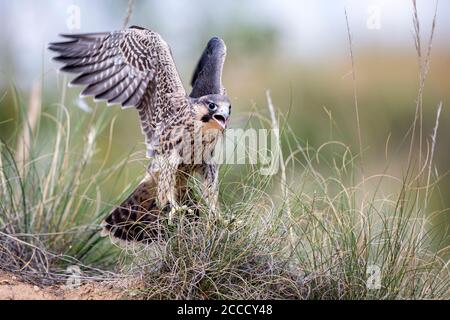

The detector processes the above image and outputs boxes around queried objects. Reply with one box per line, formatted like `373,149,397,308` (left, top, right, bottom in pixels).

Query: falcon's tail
101,179,163,243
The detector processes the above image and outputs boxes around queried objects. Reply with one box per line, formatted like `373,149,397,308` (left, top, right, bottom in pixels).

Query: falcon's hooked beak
212,104,230,129
212,112,229,129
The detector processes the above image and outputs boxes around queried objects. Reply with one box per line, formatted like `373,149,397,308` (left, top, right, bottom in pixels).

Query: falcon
49,26,231,242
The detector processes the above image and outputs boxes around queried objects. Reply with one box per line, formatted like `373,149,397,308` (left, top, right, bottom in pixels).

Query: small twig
344,9,363,172
15,81,41,177
408,0,438,172
266,91,286,202
122,0,136,29
265,91,293,247
418,100,442,252
344,9,366,220
424,102,442,208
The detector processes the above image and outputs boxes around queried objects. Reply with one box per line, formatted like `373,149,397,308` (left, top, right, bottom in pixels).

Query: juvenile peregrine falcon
49,26,230,242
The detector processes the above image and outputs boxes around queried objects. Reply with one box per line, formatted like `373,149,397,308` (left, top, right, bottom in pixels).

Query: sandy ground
0,272,122,300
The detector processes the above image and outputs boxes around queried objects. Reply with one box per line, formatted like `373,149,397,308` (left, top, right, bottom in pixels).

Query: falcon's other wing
190,37,227,98
49,26,186,155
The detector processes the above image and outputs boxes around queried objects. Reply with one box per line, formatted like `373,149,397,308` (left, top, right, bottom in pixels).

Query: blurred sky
0,0,448,88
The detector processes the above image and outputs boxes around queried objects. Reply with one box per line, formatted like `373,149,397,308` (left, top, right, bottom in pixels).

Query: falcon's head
190,37,229,133
193,94,231,131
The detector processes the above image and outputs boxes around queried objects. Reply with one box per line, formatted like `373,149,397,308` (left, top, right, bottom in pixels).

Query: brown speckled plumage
49,26,230,243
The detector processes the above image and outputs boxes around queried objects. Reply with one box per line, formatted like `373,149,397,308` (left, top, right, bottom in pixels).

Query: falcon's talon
167,204,191,225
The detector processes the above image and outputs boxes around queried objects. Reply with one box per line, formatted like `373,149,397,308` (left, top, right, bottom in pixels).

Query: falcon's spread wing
49,26,187,156
190,37,227,98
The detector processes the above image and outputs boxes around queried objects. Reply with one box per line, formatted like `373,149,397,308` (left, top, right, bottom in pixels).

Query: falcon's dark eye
208,103,217,111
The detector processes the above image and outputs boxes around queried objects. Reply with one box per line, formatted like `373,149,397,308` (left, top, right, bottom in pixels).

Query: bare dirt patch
0,272,121,300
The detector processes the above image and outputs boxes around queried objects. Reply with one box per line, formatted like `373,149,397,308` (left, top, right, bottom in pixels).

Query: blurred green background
0,1,449,226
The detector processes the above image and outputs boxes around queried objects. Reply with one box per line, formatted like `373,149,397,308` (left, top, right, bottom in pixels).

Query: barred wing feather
49,26,187,156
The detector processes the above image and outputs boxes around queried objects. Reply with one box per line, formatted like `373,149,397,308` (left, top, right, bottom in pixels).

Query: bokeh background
0,1,449,233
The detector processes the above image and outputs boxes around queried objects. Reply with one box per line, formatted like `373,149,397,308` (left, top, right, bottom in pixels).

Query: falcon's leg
156,153,191,224
199,164,242,227
199,163,219,215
